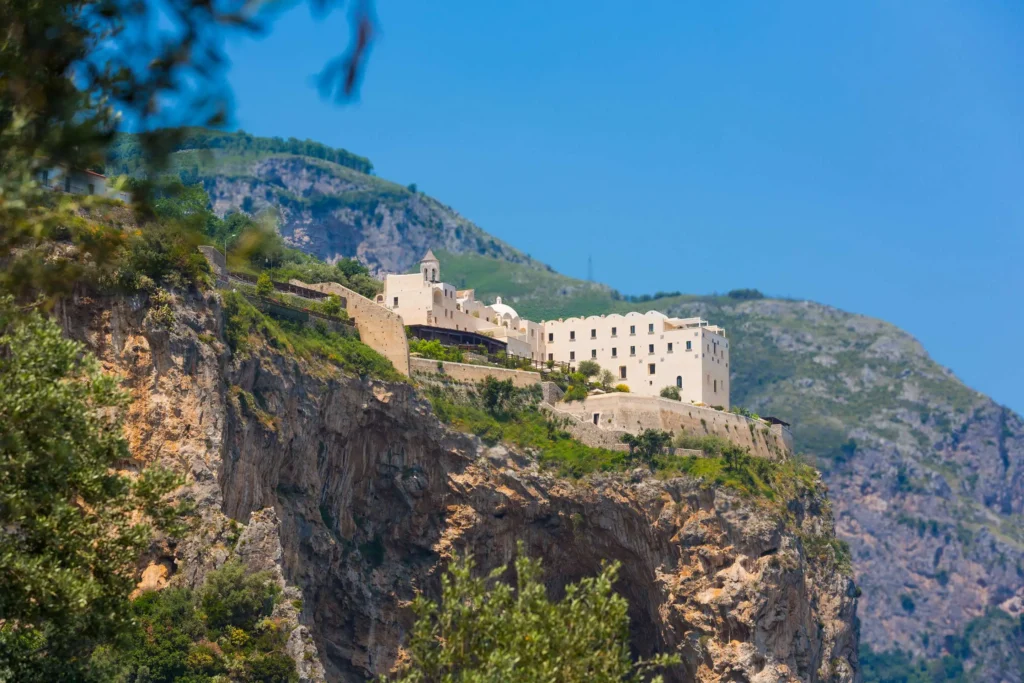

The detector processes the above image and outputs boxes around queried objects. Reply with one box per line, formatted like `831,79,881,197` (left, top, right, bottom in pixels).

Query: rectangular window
619,366,627,379
667,342,673,353
611,348,617,358
591,329,597,339
648,344,654,355
570,331,576,341
714,379,717,392
393,297,399,306
648,323,654,333
591,349,597,359
630,346,636,356
548,332,554,342
570,351,575,361
611,327,617,337
648,363,656,375
686,341,692,351
548,353,553,361
629,325,636,335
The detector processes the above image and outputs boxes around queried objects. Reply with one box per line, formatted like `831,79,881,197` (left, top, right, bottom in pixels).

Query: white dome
490,296,519,319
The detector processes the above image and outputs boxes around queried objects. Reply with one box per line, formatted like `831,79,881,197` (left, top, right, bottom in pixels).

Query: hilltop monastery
379,251,730,407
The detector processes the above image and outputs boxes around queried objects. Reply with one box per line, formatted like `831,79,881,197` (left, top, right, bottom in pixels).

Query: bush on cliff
385,543,679,682
90,560,296,683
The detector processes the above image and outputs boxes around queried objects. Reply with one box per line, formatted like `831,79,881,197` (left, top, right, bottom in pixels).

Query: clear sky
221,0,1024,414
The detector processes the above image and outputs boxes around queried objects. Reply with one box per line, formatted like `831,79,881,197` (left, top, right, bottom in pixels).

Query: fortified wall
293,280,410,377
551,393,793,460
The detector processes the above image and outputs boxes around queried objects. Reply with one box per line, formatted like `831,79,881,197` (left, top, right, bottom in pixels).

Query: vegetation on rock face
0,298,185,681
222,291,402,382
425,384,630,478
90,560,296,683
385,543,679,682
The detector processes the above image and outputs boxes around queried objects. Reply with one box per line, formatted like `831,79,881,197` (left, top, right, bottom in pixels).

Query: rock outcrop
61,289,859,682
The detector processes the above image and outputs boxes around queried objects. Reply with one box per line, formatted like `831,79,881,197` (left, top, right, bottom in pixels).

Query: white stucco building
380,251,730,406
540,313,729,407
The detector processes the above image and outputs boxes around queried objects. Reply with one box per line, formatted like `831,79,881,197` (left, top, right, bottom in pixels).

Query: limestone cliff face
62,290,859,682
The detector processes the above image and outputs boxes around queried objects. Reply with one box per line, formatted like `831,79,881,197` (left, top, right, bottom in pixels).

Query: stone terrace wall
552,394,790,460
410,357,541,389
294,280,410,377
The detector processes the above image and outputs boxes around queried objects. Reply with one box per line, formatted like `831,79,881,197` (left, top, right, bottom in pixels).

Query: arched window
676,376,682,388
431,268,437,281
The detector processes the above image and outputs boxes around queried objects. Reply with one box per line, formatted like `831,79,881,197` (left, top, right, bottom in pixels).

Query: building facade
380,251,730,405
540,313,729,407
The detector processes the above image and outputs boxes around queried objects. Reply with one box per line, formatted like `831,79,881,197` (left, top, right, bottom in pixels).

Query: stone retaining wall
410,357,541,389
550,393,791,460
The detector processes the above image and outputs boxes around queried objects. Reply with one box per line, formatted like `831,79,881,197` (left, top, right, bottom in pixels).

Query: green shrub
481,376,516,415
620,429,672,469
256,272,274,296
576,360,601,378
563,384,589,402
321,294,343,316
659,386,681,401
200,560,279,632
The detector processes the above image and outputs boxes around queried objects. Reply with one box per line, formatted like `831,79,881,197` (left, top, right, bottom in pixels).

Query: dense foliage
620,429,673,469
408,338,465,363
109,129,373,176
91,560,296,683
387,544,679,682
0,298,184,681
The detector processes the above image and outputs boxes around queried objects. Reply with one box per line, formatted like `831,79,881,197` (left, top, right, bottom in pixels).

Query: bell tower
420,249,440,283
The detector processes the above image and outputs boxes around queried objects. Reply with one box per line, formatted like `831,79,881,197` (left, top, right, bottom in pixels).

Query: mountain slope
111,131,1024,681
110,131,536,276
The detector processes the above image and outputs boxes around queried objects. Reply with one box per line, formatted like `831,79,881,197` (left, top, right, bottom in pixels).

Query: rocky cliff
62,289,858,682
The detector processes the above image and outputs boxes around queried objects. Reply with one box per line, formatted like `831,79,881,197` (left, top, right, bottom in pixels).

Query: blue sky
222,0,1024,414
